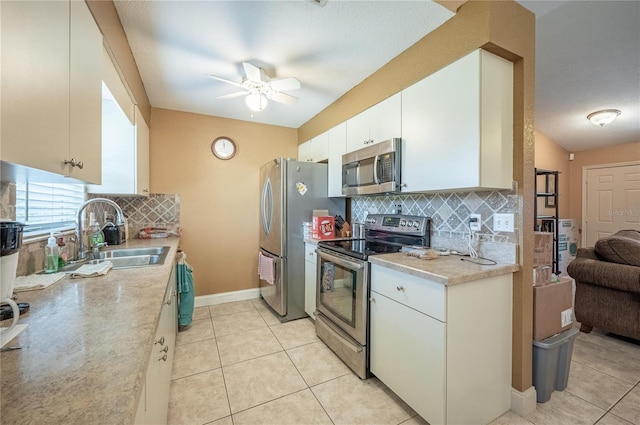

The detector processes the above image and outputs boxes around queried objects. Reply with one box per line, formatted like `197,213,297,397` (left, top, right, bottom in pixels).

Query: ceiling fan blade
242,62,262,83
270,77,301,92
269,91,298,105
216,91,248,99
207,74,245,89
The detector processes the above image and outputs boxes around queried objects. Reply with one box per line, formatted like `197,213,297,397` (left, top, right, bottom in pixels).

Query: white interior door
583,162,640,246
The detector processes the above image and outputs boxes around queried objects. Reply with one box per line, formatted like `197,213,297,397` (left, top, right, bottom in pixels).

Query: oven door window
318,254,361,327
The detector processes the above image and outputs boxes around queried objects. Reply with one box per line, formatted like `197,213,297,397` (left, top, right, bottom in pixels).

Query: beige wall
534,131,571,219
149,108,297,296
569,141,640,235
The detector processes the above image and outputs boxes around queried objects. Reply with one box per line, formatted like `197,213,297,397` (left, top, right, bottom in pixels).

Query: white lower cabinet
304,243,318,318
136,263,177,425
369,264,512,425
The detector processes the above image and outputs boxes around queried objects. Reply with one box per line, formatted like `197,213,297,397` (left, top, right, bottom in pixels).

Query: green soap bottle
44,233,59,274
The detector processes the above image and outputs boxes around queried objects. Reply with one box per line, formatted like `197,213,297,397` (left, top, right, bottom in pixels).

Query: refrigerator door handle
261,178,273,235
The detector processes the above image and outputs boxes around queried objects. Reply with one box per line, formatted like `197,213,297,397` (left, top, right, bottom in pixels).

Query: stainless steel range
315,214,431,379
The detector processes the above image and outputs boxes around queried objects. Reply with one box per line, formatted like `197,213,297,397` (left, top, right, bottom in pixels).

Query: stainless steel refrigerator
259,158,344,322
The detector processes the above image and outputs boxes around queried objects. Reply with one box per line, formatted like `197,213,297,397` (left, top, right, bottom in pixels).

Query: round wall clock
211,137,237,160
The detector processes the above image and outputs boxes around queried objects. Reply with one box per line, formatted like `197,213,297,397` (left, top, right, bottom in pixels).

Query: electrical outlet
469,214,481,231
494,213,515,232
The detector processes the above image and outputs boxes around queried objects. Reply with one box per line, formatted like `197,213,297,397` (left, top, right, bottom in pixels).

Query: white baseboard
194,288,261,308
511,386,537,418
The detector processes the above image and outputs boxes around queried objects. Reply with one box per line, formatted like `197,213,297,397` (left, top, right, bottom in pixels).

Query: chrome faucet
75,198,126,260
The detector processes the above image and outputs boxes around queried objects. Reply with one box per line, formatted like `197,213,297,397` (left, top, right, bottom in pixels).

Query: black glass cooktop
318,235,428,261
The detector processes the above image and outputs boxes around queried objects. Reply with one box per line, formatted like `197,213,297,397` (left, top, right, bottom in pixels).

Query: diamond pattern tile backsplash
88,194,181,237
351,184,520,263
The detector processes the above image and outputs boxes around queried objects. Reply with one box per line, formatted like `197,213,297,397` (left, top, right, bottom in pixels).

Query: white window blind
16,183,86,236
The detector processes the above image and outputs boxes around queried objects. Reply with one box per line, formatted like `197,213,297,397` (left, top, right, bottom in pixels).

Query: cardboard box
533,265,552,286
312,216,335,239
557,219,579,276
533,277,574,341
534,232,554,267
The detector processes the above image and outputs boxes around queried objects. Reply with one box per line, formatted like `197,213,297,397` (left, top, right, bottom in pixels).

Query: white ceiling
114,1,640,152
113,0,454,128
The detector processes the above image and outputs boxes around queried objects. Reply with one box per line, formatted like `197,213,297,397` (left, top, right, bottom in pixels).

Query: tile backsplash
89,193,181,238
351,184,520,263
1,182,16,220
0,185,181,276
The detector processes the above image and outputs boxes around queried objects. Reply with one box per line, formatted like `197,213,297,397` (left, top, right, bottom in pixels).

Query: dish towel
258,252,275,285
70,261,113,278
177,252,194,327
13,272,66,292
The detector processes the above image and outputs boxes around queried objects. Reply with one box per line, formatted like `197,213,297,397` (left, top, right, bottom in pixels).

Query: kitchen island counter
0,237,181,425
368,252,519,285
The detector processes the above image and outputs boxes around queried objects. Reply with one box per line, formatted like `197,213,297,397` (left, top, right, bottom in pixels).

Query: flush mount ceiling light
587,109,621,127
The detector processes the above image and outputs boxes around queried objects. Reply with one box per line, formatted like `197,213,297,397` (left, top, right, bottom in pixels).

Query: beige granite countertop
0,237,181,425
368,252,519,285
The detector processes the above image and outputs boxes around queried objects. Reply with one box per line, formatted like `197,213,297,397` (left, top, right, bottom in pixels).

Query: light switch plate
494,213,515,232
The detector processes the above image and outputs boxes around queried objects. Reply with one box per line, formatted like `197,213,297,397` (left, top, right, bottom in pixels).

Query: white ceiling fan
208,62,301,112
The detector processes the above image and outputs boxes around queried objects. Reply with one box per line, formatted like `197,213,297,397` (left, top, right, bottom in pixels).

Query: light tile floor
168,299,640,425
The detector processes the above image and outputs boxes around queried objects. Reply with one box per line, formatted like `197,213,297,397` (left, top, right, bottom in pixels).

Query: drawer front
370,264,446,321
304,243,317,264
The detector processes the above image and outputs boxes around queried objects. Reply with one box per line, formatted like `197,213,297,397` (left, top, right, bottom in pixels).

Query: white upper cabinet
68,0,103,184
88,49,149,196
0,1,102,183
327,122,347,197
298,131,329,163
401,50,513,193
135,106,150,196
346,93,401,153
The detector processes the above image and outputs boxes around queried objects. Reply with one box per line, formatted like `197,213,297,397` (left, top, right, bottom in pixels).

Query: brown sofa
567,230,640,341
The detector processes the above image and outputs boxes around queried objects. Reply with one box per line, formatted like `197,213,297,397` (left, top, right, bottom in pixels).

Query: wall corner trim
510,386,537,418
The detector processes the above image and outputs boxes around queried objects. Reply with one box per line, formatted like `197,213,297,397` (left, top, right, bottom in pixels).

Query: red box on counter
312,216,335,240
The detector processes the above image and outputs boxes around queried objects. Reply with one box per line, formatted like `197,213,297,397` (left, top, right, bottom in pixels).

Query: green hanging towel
177,252,194,327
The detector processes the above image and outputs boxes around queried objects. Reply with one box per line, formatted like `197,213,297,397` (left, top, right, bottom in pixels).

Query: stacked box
557,219,578,276
534,232,554,286
533,277,574,341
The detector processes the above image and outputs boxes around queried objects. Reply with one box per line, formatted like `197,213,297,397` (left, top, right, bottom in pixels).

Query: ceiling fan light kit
209,62,300,113
587,109,621,127
246,92,268,112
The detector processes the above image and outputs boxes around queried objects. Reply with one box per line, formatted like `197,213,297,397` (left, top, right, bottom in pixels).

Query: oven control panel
364,214,430,236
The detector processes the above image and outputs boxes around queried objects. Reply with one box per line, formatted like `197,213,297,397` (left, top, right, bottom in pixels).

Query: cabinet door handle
396,286,405,292
154,336,165,345
143,189,149,193
64,158,84,169
158,354,168,362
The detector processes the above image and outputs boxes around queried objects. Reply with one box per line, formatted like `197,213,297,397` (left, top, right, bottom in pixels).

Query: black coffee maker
0,221,29,321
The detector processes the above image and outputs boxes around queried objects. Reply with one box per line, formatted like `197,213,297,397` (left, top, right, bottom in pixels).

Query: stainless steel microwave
342,138,401,196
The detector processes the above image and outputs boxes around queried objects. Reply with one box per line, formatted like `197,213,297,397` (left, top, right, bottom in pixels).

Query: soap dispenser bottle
89,213,104,249
44,233,60,273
